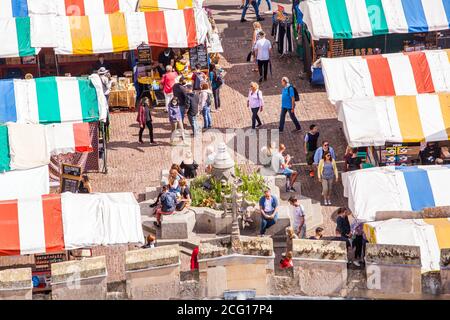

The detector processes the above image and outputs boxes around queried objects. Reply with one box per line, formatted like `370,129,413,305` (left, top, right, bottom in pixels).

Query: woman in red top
280,251,293,269
160,65,179,112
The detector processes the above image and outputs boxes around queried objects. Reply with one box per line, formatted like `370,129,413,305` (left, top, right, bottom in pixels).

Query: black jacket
186,92,199,116
173,83,187,106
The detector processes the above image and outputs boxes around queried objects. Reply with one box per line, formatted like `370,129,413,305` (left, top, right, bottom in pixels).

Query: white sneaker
264,10,273,14
353,261,361,267
328,200,332,206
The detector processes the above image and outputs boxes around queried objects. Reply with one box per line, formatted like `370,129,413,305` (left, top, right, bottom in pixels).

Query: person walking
241,0,264,23
304,124,320,177
160,65,178,112
136,97,155,145
172,76,188,123
258,0,272,14
209,64,222,111
279,77,301,133
199,82,212,130
317,151,338,206
313,140,336,166
259,189,278,236
251,22,263,72
168,97,187,146
185,84,200,136
254,31,272,83
247,82,263,130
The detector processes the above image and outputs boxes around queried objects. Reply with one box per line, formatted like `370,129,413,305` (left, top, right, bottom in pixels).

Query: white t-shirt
255,38,272,61
293,205,305,229
264,198,274,212
271,152,284,174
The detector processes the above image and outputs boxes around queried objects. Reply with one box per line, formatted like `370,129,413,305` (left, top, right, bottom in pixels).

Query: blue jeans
279,107,301,132
260,212,278,235
188,115,199,135
257,0,272,11
179,105,186,122
242,0,260,20
202,107,212,128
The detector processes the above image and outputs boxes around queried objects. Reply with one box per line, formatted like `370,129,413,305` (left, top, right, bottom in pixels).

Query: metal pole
54,51,60,76
102,122,108,174
37,53,41,77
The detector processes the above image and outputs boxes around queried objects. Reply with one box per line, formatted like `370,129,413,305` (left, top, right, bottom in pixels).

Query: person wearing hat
180,151,199,179
185,84,200,136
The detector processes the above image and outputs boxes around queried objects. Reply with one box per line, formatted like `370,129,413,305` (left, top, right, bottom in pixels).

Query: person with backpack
185,84,200,136
192,64,207,91
247,81,263,130
209,63,223,111
172,76,188,123
279,77,301,133
199,82,212,129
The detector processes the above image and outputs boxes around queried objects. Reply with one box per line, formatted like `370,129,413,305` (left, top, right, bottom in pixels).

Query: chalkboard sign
61,177,80,193
62,164,82,177
189,44,208,70
138,43,152,64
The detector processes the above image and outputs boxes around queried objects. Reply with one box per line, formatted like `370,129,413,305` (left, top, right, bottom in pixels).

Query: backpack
289,85,300,102
193,72,206,90
206,92,212,106
214,72,224,87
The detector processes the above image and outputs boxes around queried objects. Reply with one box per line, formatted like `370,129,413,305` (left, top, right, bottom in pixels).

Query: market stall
297,0,450,79
0,165,49,200
0,192,144,256
342,165,450,222
364,218,450,273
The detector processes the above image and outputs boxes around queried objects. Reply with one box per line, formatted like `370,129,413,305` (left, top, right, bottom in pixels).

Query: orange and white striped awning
138,0,197,11
53,8,201,54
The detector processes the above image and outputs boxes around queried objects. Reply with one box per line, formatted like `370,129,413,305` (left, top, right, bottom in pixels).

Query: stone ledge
240,236,273,257
292,239,347,261
365,244,420,265
441,248,450,268
51,256,107,284
125,245,180,271
0,268,32,290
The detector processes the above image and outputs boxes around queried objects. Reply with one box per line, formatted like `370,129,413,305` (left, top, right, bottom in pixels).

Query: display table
108,88,136,109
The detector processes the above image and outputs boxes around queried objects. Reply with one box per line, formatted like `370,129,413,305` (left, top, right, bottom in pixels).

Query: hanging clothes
273,21,295,55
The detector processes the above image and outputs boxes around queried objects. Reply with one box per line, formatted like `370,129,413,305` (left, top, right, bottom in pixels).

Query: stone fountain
211,142,235,181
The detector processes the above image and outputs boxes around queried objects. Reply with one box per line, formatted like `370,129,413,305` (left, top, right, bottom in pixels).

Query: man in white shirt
288,197,306,238
254,31,272,83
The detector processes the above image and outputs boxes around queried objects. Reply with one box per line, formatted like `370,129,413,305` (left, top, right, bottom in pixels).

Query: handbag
246,51,252,62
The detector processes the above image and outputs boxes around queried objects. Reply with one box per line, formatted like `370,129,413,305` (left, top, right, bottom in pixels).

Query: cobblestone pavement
90,0,348,236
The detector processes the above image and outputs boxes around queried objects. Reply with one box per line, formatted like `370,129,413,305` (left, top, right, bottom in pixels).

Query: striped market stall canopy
0,75,108,124
0,0,139,16
364,218,450,272
337,94,450,147
300,0,450,40
0,192,144,256
342,165,450,222
0,16,38,57
321,50,450,103
0,166,49,199
138,0,197,11
53,9,202,54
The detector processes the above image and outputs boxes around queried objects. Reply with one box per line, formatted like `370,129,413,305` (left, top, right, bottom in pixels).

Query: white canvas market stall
364,218,450,273
0,165,49,201
342,165,450,222
0,192,144,255
321,50,450,104
337,94,450,147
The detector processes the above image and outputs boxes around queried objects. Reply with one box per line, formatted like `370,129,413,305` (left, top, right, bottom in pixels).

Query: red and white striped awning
0,193,144,256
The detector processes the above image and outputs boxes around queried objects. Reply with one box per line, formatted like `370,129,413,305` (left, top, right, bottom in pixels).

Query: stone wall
51,256,107,300
364,244,422,297
0,255,35,271
125,245,180,300
0,268,32,300
375,207,450,221
198,236,274,298
291,239,348,297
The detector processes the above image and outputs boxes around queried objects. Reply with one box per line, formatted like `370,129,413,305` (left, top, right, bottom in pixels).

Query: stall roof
0,75,107,124
138,0,203,11
0,16,39,58
342,165,450,222
337,94,450,147
0,165,49,200
321,50,450,103
364,218,450,272
300,0,450,41
0,192,144,256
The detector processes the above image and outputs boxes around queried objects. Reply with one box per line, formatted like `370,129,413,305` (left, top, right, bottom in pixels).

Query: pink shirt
248,90,264,108
160,71,178,94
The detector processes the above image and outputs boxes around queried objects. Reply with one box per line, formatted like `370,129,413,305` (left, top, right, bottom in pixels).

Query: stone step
139,200,156,217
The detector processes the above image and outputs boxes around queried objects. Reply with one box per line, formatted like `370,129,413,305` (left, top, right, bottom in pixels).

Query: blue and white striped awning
300,0,450,40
